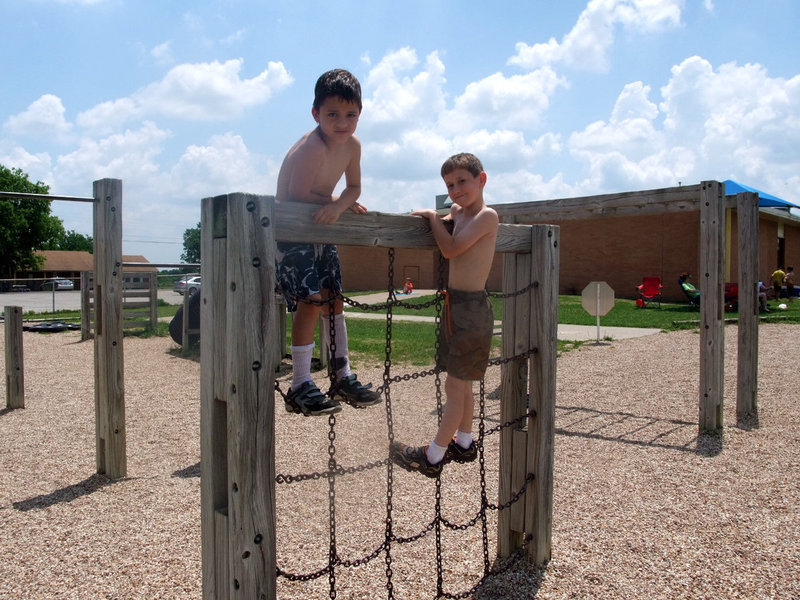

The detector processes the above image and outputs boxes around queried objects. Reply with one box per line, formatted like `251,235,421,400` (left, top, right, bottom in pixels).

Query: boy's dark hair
314,69,362,111
441,153,484,178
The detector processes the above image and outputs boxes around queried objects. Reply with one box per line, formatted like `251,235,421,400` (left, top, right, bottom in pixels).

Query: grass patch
350,291,800,328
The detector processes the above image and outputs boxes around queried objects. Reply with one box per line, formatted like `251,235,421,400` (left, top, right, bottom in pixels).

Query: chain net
273,247,538,598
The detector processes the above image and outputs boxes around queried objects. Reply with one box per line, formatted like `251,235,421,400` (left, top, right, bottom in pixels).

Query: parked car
40,279,75,291
11,284,31,292
174,276,201,295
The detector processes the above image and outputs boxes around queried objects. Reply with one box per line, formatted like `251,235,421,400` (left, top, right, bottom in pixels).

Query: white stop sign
581,281,615,316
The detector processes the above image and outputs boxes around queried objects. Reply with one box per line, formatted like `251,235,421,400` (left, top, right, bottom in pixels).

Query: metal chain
275,248,543,597
383,247,396,600
487,279,539,299
478,379,491,575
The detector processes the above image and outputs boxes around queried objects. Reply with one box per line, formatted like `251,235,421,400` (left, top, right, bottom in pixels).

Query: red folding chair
724,282,739,311
636,276,663,308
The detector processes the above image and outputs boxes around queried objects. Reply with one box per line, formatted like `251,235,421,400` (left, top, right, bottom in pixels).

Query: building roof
723,180,800,209
34,250,157,272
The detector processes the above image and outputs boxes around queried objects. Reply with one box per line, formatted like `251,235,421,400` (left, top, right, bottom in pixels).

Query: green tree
0,164,55,278
42,228,94,252
181,222,201,264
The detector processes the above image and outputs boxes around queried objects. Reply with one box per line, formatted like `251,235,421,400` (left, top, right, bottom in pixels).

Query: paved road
0,289,185,314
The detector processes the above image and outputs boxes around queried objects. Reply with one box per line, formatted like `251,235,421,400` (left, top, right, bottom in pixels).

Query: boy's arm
312,142,362,224
412,208,498,259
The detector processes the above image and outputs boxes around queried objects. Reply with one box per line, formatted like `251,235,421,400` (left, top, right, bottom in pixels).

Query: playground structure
498,181,761,429
198,194,558,598
2,181,126,478
0,179,766,598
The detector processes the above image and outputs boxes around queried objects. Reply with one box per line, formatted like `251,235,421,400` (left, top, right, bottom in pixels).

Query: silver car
174,275,201,295
40,278,75,291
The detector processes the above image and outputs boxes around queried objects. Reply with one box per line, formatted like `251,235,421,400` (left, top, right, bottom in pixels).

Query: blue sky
2,0,799,264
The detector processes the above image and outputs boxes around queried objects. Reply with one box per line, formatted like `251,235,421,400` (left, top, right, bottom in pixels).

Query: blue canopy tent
723,179,800,209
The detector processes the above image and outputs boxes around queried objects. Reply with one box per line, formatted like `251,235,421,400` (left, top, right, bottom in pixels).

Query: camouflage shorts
275,242,342,312
436,289,493,381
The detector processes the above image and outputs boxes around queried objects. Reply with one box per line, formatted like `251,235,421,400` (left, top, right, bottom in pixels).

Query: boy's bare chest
312,150,351,188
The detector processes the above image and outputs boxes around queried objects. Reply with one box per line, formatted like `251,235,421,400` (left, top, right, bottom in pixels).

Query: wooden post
498,232,531,557
736,191,759,420
497,223,558,564
201,194,278,599
699,181,725,432
201,194,230,599
80,271,92,340
4,305,24,409
93,178,126,478
148,272,158,331
182,290,191,356
525,225,558,564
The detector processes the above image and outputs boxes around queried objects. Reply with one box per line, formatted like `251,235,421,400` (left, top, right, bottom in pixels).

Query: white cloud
137,59,293,120
0,144,53,184
660,56,800,180
169,132,272,198
53,121,171,189
76,98,139,135
3,94,72,140
441,67,568,132
76,59,293,132
509,0,683,72
564,55,800,195
150,41,173,66
361,48,446,132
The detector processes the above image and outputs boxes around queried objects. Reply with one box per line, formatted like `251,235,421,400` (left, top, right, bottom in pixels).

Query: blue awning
723,180,800,209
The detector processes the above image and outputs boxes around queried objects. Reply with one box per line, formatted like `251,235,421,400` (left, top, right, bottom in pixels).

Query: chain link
275,247,542,597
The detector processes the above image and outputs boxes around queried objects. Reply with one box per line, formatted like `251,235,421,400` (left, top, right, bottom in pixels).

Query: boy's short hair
441,153,484,178
314,69,362,111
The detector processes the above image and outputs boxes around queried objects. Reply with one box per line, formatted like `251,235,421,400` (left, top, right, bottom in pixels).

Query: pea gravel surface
1,324,798,599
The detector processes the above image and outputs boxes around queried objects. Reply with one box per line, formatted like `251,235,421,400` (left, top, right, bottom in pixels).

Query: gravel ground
1,324,799,599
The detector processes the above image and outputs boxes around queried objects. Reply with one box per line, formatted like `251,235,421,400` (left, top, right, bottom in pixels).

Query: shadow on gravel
473,560,546,600
172,462,200,478
12,473,115,512
0,407,22,418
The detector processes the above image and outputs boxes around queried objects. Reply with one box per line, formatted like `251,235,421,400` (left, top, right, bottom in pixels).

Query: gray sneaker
285,381,342,416
334,374,382,408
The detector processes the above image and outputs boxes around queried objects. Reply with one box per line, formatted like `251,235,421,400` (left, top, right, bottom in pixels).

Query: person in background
771,266,786,300
783,266,794,302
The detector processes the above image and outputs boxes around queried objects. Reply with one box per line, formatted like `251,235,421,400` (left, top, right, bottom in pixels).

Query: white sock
322,313,351,379
455,430,474,449
290,343,314,390
426,440,448,465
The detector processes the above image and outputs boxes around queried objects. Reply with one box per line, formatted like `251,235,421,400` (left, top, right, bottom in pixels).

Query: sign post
581,281,615,344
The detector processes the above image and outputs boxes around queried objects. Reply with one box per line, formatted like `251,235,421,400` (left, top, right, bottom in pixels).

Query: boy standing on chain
391,153,499,477
275,69,380,416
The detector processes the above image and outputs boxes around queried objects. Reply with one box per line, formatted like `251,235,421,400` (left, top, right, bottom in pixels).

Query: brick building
12,250,156,290
338,181,800,301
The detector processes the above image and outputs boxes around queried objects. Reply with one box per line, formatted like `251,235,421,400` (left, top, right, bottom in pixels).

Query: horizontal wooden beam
492,183,709,221
273,199,533,253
